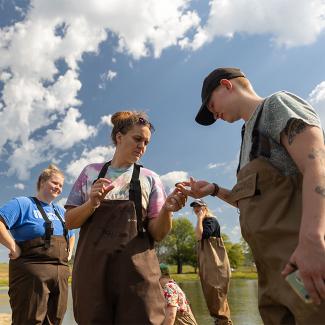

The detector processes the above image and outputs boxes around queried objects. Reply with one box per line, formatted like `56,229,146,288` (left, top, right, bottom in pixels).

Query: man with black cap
178,67,325,324
190,199,232,325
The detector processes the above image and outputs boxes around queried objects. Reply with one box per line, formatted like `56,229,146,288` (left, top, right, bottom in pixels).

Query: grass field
0,263,257,287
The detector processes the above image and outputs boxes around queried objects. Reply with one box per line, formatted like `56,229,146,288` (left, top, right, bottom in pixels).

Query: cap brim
195,102,216,126
190,202,204,207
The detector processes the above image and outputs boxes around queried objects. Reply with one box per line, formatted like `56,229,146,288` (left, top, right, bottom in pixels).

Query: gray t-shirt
240,91,322,175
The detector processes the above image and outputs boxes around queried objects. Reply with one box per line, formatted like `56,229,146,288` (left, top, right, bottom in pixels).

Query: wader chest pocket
230,173,258,203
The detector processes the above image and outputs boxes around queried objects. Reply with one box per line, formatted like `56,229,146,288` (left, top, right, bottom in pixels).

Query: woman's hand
176,177,214,198
89,178,115,209
163,188,187,212
9,243,21,260
194,207,205,219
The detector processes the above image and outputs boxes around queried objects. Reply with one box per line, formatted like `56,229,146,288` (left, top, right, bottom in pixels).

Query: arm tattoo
284,118,308,145
315,186,325,198
308,148,325,163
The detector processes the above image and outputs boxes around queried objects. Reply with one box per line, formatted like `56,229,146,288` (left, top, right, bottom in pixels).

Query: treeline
155,217,254,274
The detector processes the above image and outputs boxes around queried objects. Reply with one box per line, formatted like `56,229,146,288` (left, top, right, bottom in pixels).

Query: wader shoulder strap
237,100,270,174
129,164,145,236
31,197,53,248
95,162,144,235
92,161,111,185
52,204,70,251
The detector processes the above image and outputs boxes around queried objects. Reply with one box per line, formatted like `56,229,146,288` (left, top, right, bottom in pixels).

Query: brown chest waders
72,162,165,325
228,104,325,324
198,237,232,325
9,197,70,325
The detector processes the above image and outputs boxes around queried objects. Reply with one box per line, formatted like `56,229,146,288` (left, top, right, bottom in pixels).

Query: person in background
0,164,75,325
159,263,198,325
178,67,325,324
190,199,232,325
65,111,187,325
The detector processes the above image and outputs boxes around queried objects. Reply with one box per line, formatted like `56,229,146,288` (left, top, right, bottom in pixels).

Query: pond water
0,279,263,325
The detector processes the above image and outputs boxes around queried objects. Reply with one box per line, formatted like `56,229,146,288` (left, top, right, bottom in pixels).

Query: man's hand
176,177,214,198
282,236,325,305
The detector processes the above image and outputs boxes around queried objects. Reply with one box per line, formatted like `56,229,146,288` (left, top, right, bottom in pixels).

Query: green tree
227,243,244,268
222,233,245,269
157,217,196,274
240,237,255,267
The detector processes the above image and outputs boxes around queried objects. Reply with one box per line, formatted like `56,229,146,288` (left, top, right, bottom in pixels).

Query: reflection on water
180,279,263,325
0,279,263,325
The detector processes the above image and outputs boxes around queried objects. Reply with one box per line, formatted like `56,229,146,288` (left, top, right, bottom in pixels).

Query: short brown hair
110,111,154,145
37,164,64,191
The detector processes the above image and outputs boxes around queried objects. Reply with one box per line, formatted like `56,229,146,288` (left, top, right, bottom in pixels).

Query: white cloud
99,70,117,89
14,183,25,190
160,170,189,190
100,115,113,127
0,0,200,180
208,162,227,169
308,81,325,126
65,145,115,182
45,108,97,150
106,70,117,81
183,0,325,50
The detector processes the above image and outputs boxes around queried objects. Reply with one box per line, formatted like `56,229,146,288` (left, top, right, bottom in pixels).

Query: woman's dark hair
110,111,155,145
37,164,64,191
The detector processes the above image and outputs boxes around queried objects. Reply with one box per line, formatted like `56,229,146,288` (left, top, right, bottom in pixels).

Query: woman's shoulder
140,166,160,179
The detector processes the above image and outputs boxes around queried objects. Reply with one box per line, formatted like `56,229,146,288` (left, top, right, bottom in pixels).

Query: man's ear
220,79,232,90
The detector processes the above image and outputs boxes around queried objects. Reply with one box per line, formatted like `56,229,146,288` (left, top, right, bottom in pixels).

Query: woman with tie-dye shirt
65,111,187,325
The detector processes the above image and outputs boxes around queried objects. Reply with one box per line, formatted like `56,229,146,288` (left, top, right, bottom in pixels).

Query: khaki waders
198,237,232,325
174,308,197,325
72,163,165,325
228,103,325,324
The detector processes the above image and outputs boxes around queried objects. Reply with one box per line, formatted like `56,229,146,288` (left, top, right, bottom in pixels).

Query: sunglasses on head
138,117,155,132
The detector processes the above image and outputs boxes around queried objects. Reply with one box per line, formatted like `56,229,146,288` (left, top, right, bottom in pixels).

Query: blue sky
0,0,325,260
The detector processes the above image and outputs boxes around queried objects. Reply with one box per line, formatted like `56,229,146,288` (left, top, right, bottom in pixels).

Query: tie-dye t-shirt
65,163,167,219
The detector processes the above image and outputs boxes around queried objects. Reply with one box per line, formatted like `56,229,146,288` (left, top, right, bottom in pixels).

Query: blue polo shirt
0,196,74,242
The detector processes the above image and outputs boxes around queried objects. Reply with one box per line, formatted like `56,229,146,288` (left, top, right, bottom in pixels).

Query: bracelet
210,183,220,197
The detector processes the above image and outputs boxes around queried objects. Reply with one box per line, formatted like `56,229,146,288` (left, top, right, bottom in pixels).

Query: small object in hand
285,270,312,304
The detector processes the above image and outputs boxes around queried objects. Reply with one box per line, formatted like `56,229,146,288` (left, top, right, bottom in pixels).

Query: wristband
210,183,220,197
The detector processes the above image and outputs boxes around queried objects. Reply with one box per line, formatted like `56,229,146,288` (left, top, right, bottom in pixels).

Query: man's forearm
215,186,238,207
300,169,325,241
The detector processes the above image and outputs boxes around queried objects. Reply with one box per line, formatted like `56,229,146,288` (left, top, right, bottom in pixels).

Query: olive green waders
228,103,325,324
72,163,165,325
198,237,232,325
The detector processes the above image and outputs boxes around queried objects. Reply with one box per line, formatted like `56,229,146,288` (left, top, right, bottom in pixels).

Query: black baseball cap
190,199,207,207
195,67,246,126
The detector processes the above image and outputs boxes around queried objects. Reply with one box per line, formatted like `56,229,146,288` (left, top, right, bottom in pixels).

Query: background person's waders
228,104,325,324
198,237,232,325
9,197,70,325
72,162,165,325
